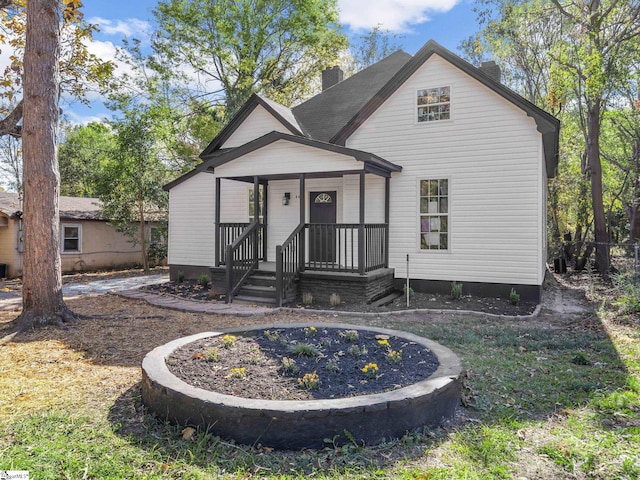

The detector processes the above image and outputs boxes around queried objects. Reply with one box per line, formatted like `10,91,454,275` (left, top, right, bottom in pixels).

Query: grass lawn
0,274,638,479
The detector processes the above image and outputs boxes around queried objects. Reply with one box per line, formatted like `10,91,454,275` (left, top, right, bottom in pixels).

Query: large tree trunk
16,0,74,330
587,100,611,274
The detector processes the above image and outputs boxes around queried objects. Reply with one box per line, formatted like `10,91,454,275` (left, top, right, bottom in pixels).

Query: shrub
198,273,209,287
451,281,463,299
301,292,313,305
326,359,340,373
329,293,341,307
509,288,520,306
347,344,368,357
177,271,185,283
613,272,640,315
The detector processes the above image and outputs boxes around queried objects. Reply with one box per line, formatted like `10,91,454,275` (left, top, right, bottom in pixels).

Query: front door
309,191,336,263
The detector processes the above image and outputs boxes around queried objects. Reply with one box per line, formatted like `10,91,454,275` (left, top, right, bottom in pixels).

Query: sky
66,0,481,124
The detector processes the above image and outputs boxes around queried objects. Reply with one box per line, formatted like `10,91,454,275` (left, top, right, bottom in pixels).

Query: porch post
253,176,259,264
358,172,365,274
262,181,268,261
299,174,306,272
214,176,221,267
385,176,390,268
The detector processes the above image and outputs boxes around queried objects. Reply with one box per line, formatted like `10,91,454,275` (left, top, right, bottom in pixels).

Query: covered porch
207,134,401,305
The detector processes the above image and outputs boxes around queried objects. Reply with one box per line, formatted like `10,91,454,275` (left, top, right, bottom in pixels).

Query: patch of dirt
167,326,438,400
144,280,538,316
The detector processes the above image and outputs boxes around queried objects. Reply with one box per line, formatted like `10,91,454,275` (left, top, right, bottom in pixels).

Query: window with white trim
419,179,448,250
417,86,450,122
62,223,81,253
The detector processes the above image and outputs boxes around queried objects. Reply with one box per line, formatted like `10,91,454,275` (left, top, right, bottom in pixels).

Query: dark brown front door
309,191,336,263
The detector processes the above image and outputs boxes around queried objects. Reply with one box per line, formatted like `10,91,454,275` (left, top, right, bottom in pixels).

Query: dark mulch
144,279,538,316
166,326,439,400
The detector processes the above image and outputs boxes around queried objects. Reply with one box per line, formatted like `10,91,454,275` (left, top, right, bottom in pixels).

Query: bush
329,293,341,306
509,288,520,306
198,273,209,287
451,281,463,300
177,271,185,283
301,292,313,305
613,273,640,315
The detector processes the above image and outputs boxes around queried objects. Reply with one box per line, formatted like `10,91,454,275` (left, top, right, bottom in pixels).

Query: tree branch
0,0,14,8
0,100,23,138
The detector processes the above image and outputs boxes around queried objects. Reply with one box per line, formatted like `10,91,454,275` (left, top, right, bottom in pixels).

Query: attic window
417,86,450,122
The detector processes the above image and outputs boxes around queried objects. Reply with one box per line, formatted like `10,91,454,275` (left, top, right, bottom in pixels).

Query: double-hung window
417,86,450,122
419,179,448,250
62,223,81,253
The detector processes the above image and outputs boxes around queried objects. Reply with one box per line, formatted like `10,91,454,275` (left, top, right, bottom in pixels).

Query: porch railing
305,223,387,273
275,223,305,307
218,222,264,265
225,221,260,303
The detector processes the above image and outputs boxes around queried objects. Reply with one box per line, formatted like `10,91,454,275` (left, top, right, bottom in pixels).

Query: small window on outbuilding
62,224,81,253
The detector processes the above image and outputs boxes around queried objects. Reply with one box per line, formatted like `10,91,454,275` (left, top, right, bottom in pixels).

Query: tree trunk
16,0,74,330
138,196,149,272
587,100,610,274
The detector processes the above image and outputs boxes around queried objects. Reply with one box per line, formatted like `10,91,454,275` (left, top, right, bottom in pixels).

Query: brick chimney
322,66,343,91
479,61,501,83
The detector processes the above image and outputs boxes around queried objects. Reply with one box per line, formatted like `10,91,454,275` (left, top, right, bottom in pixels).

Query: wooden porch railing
275,223,305,307
218,222,264,265
306,223,387,273
225,221,260,303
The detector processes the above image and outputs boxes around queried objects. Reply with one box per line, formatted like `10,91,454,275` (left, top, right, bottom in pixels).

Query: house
0,192,163,277
164,40,560,306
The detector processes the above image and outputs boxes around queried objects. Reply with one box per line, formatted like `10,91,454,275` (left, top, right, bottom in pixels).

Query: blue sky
67,0,480,123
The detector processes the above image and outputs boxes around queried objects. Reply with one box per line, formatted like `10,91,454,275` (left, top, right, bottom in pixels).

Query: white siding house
164,40,559,305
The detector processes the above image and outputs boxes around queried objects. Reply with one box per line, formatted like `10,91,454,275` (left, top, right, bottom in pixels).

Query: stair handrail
225,221,260,303
275,222,305,307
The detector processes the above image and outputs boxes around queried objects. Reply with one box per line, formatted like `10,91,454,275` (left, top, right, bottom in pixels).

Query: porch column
299,174,306,272
359,172,365,275
385,176,390,268
263,181,268,261
214,176,221,267
253,176,260,263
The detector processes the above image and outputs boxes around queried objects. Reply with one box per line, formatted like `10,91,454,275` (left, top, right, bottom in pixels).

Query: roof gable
200,94,303,157
331,40,560,177
291,51,412,142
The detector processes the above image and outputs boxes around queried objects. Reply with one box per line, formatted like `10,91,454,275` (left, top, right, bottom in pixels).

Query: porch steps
233,269,297,306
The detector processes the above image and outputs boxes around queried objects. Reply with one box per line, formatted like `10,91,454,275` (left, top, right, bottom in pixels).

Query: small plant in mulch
386,349,403,364
288,342,320,357
304,326,317,337
347,343,368,357
376,338,390,348
301,292,313,305
226,367,246,379
198,273,209,287
326,358,341,373
297,371,320,390
451,281,463,300
263,329,279,341
243,345,261,365
204,348,220,362
221,335,237,348
281,357,300,375
177,271,185,283
340,329,359,342
362,363,379,379
329,293,341,307
509,288,521,306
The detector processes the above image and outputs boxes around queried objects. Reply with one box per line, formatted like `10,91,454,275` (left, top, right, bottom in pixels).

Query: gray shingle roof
0,192,103,220
291,51,412,142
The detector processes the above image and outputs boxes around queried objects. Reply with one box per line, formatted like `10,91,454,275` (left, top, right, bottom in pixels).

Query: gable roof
331,40,560,177
292,51,412,142
200,93,304,157
164,131,401,190
0,192,104,220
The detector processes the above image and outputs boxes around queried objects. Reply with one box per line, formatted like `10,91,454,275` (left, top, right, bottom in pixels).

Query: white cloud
63,110,109,126
87,17,152,41
338,0,459,32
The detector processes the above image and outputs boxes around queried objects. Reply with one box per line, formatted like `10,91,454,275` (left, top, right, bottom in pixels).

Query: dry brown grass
0,294,314,420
